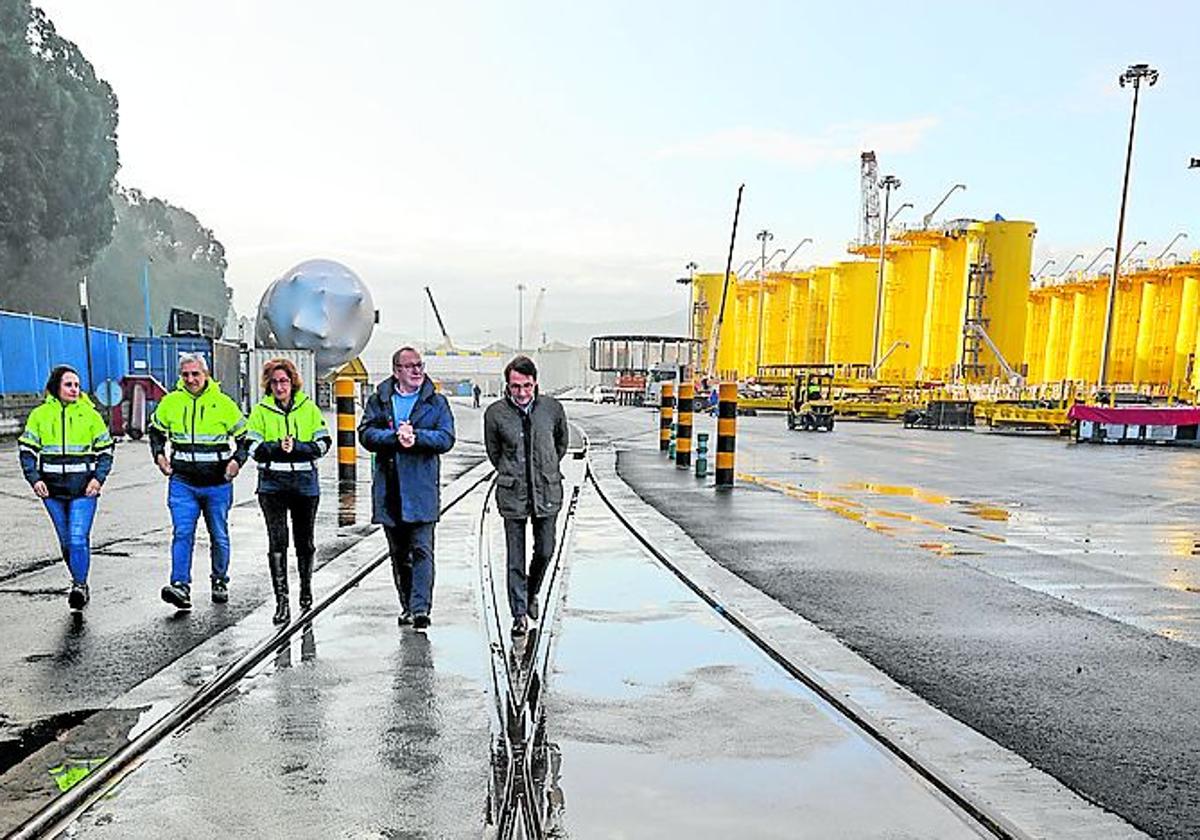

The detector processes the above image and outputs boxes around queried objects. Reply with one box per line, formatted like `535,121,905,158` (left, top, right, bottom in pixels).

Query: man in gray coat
484,355,569,636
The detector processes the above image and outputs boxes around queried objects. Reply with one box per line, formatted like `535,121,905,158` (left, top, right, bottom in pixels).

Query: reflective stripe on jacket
149,378,247,485
245,390,332,496
18,392,114,498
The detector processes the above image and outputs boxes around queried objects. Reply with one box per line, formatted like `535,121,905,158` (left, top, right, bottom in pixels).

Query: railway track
10,434,1028,839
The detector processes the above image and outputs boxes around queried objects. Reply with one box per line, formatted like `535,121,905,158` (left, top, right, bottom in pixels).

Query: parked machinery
787,366,836,432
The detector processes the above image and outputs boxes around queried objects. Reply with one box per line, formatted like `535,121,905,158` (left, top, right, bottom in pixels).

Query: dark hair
45,365,80,397
504,355,537,382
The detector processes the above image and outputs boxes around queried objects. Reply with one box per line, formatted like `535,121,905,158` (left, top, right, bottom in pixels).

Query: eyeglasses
270,377,291,385
395,362,425,371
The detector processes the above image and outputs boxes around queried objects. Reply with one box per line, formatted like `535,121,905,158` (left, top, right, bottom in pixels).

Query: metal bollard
660,382,675,453
695,432,708,478
675,382,693,469
335,378,357,485
715,381,737,487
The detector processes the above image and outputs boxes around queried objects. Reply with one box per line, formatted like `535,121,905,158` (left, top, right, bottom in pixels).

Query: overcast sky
37,0,1200,346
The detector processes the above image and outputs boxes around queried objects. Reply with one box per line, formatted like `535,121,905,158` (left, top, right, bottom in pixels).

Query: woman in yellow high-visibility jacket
17,365,114,610
245,358,332,625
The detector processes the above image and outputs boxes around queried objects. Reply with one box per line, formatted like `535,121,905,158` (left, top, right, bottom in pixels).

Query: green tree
88,187,231,335
0,0,118,318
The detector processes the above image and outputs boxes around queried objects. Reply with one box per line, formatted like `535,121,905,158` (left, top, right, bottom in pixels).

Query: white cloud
656,117,940,167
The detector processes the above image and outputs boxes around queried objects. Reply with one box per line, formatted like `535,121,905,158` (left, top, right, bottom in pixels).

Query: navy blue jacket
358,376,455,525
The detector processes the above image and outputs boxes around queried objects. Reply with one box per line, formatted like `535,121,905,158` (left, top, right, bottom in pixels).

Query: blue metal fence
0,310,128,395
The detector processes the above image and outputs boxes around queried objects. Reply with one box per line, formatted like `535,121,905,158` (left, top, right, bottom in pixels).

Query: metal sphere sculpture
255,259,375,375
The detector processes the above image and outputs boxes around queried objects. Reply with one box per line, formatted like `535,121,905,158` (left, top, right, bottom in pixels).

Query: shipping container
0,310,127,395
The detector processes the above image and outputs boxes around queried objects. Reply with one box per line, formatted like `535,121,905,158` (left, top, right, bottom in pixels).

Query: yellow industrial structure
692,221,1200,395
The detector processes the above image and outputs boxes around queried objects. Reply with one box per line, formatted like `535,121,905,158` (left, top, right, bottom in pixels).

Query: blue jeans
43,496,98,584
168,477,233,585
383,522,435,616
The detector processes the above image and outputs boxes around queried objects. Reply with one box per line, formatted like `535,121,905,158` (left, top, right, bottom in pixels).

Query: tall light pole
888,202,912,224
685,261,698,339
781,237,812,270
754,228,773,372
1055,253,1086,277
79,275,95,396
872,175,901,371
517,283,526,349
921,183,966,229
142,257,154,336
1099,62,1158,387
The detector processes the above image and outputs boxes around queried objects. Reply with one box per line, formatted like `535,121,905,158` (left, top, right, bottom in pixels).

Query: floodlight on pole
888,203,912,224
1155,233,1188,261
1119,239,1147,269
780,238,813,270
754,229,773,372
871,175,901,371
1055,254,1085,277
762,248,786,273
921,183,966,229
1034,258,1056,279
1099,62,1158,387
685,262,699,337
736,259,755,277
1082,247,1114,274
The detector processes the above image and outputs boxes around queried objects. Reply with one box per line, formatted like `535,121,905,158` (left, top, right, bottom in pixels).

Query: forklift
787,366,835,432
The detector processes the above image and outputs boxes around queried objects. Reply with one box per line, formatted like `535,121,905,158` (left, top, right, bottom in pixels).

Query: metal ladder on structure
958,255,993,380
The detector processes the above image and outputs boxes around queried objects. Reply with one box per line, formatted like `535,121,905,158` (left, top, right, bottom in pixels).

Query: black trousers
258,492,319,559
504,515,557,619
383,522,436,616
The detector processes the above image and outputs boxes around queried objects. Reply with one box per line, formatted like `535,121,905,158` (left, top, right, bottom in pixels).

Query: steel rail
480,443,585,840
585,464,1030,840
6,462,496,840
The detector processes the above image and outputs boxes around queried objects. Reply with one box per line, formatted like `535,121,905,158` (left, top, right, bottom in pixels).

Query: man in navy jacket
358,347,455,630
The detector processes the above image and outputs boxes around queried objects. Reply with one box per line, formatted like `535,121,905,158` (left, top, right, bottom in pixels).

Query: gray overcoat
483,394,569,519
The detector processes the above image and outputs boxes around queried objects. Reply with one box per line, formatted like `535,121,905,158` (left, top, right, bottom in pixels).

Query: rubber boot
268,551,290,625
298,553,314,612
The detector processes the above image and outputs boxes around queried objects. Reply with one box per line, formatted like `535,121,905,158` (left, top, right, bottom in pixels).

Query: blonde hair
260,358,303,394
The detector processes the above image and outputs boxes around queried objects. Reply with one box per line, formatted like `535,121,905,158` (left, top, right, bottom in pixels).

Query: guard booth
588,335,701,407
317,356,370,409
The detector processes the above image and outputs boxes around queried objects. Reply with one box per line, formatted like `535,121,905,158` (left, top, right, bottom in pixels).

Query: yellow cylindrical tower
1042,291,1071,382
1173,272,1200,388
920,232,969,379
877,244,931,381
978,220,1036,378
1108,278,1143,383
1132,278,1159,384
761,274,791,367
826,260,876,366
694,272,744,378
1024,291,1051,382
806,266,832,364
784,271,811,364
736,284,758,378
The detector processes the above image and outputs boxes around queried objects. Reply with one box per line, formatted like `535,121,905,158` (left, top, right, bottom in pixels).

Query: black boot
268,552,290,625
298,553,314,611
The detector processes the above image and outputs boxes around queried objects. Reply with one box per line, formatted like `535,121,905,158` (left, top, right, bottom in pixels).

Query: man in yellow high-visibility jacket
149,353,247,610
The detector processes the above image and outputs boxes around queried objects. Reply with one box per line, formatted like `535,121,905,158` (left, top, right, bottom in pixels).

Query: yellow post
675,382,693,469
659,382,675,453
715,382,737,488
335,378,356,484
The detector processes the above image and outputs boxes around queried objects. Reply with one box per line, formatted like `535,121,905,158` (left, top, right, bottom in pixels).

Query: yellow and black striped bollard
659,382,675,454
675,382,693,469
715,381,737,488
335,378,357,485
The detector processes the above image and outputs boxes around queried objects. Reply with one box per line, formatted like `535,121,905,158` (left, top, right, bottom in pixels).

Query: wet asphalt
570,403,1200,840
544,482,992,839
